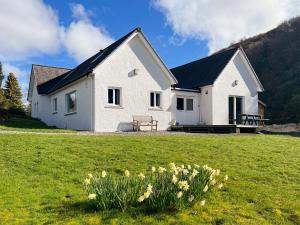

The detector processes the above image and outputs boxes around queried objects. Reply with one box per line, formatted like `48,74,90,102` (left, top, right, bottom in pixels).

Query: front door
229,97,234,124
229,96,243,124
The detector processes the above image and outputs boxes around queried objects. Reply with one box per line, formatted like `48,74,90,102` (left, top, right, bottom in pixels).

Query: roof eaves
239,47,264,92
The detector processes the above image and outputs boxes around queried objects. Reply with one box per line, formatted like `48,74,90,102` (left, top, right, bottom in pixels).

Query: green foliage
283,94,300,122
4,72,23,110
0,62,7,109
0,108,10,122
84,163,223,212
85,173,143,211
0,62,4,88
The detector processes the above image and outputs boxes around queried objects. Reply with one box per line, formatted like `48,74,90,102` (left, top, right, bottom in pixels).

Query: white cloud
2,62,26,78
0,1,114,63
154,0,300,53
63,4,114,62
0,1,115,100
0,0,63,59
70,3,91,22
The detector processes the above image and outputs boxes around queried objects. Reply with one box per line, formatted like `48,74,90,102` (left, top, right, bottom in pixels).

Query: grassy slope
0,117,75,133
0,134,299,225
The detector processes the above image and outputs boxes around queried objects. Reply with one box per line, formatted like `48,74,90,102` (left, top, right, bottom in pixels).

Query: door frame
228,96,244,124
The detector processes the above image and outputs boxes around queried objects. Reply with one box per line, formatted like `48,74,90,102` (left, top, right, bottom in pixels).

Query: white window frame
65,91,77,114
186,98,194,111
176,96,195,111
150,91,162,109
52,97,58,114
176,97,185,111
107,87,122,106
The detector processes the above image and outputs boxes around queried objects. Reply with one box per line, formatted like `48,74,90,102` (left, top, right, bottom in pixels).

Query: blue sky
0,0,299,102
40,0,208,68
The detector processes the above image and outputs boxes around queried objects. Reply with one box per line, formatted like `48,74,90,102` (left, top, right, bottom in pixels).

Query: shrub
0,108,10,122
84,163,228,212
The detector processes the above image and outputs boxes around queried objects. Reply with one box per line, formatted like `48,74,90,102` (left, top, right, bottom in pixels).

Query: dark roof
32,64,71,85
37,27,139,94
170,47,239,89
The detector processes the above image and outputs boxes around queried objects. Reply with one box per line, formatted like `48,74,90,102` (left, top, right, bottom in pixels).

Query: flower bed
84,163,228,212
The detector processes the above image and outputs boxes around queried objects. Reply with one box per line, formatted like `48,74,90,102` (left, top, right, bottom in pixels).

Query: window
186,98,193,111
66,91,76,113
150,92,161,107
176,97,184,110
53,98,57,113
108,88,121,105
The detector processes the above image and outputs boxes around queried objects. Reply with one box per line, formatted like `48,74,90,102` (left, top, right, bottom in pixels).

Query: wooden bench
132,115,158,131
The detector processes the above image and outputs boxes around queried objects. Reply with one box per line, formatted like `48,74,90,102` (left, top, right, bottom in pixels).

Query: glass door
229,96,243,124
229,97,234,124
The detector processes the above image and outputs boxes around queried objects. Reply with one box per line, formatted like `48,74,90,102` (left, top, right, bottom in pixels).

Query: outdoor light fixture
232,80,238,87
134,68,139,75
128,68,139,77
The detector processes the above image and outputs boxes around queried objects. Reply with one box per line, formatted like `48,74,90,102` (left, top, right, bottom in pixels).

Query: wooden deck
171,124,260,133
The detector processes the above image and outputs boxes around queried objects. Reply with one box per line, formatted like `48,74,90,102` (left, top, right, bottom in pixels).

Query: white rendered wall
31,77,93,131
199,86,213,125
171,90,200,125
93,35,173,132
212,52,258,125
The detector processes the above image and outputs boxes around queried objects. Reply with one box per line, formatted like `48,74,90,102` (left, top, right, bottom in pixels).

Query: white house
28,27,264,132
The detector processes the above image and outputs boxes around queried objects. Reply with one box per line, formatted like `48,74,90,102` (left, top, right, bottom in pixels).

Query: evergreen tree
0,62,7,108
4,73,23,109
0,62,4,87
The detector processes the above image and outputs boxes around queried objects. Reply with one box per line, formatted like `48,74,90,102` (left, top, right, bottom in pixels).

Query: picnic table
236,114,269,126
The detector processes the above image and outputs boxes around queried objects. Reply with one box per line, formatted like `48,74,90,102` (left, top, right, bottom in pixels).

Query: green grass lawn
0,134,299,225
0,117,76,133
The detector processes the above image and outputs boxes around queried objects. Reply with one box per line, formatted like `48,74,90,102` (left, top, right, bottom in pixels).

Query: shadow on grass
260,130,300,137
0,117,56,130
40,200,179,223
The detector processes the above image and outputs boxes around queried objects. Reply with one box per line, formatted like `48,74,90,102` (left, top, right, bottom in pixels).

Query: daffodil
88,193,96,200
191,169,199,178
138,173,145,180
143,191,151,199
88,173,93,178
151,166,156,172
137,195,145,202
124,170,130,177
177,191,183,198
188,195,194,202
84,178,90,185
200,199,206,206
187,165,191,170
203,185,209,192
210,179,216,185
169,162,176,170
101,170,107,178
182,169,189,175
178,180,189,191
216,169,220,176
147,184,153,193
158,166,166,174
218,183,223,189
224,175,229,181
172,174,178,184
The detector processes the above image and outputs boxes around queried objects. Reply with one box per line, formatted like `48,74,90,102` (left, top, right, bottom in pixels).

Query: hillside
229,17,300,124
